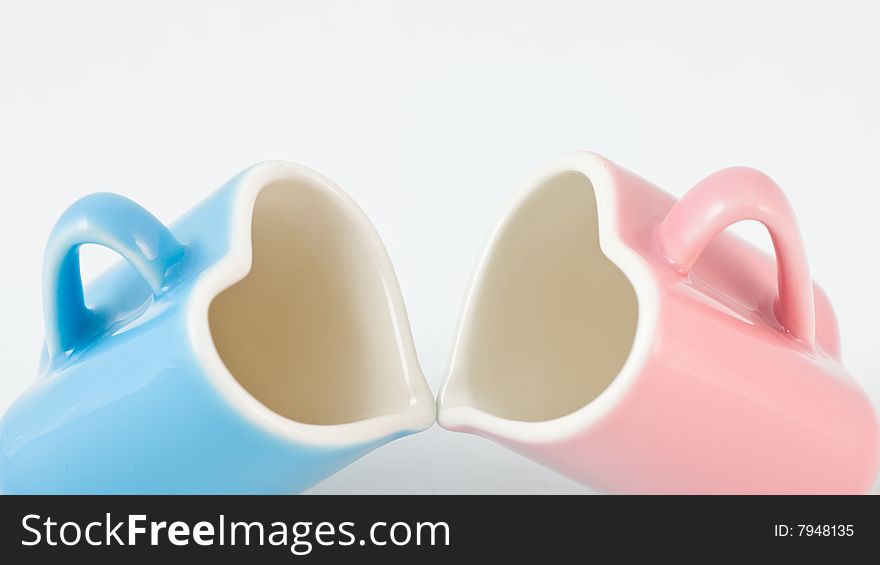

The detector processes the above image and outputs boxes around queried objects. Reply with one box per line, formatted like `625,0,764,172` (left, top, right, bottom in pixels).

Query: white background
1,1,879,493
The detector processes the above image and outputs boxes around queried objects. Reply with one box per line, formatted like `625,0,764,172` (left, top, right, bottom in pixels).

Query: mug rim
436,151,660,444
188,161,437,448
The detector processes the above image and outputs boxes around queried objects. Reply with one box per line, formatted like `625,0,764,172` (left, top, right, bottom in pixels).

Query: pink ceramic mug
437,152,880,494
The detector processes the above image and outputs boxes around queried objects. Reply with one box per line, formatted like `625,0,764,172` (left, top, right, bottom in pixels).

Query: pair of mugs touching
1,152,877,494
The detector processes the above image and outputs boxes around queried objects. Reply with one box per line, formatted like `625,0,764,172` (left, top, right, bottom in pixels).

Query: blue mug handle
42,193,186,361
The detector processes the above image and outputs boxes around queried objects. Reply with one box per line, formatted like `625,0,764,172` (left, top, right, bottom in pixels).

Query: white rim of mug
436,151,659,445
187,161,436,448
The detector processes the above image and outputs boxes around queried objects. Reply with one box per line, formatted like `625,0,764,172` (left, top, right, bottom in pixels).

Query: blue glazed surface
0,166,417,494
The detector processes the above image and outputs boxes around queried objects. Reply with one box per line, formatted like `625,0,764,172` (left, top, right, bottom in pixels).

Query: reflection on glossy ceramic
438,152,880,494
0,162,435,494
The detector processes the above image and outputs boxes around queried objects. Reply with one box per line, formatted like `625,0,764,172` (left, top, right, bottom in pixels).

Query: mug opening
207,177,414,425
443,171,638,422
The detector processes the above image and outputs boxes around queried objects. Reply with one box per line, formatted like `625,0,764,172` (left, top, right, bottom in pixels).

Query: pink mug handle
657,167,816,349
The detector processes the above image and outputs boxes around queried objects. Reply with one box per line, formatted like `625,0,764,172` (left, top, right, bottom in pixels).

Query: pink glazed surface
441,153,880,494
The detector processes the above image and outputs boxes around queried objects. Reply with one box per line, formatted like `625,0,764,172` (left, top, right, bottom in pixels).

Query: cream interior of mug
444,172,638,422
208,179,411,425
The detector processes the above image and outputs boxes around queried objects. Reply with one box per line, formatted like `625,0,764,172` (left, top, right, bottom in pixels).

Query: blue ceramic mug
0,162,435,493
